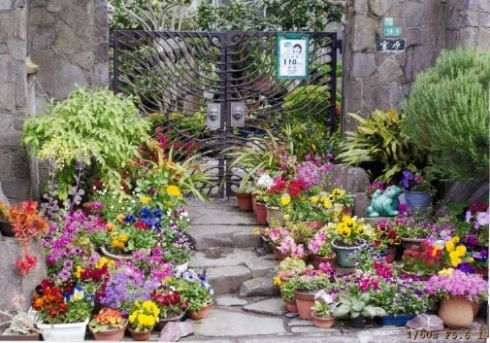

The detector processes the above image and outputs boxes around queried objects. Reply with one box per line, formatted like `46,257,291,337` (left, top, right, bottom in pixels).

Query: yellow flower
281,194,291,206
451,236,460,243
455,245,466,256
432,245,441,256
252,227,261,235
449,251,462,266
445,240,455,252
356,225,365,235
438,268,454,276
331,188,345,200
95,257,114,269
323,200,333,209
140,196,151,204
310,196,319,205
74,265,83,278
106,222,116,233
111,239,125,249
116,214,125,223
273,276,282,286
167,185,181,197
119,233,129,242
342,216,354,228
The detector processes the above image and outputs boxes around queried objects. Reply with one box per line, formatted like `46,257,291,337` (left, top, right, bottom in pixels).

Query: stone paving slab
188,308,288,337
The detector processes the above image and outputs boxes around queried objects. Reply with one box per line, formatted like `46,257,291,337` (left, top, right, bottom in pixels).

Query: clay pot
255,202,267,225
311,313,335,328
189,303,213,320
128,328,152,341
294,290,316,320
438,297,475,329
236,193,253,212
284,299,298,313
302,221,325,230
311,253,336,269
89,321,128,341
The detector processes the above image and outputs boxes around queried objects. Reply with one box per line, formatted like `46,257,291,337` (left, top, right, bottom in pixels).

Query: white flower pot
38,319,89,341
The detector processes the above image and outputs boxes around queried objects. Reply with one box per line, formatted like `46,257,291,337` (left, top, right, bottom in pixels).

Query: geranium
128,300,160,332
401,240,443,276
31,279,93,324
426,269,488,302
400,169,434,193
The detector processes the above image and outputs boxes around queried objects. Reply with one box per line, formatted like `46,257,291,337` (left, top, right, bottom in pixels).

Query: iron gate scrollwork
112,30,340,197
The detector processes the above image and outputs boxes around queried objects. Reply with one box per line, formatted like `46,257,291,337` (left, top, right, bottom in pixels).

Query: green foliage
336,109,427,182
283,85,331,127
21,88,151,199
109,0,196,31
197,0,343,31
401,47,490,182
332,292,386,319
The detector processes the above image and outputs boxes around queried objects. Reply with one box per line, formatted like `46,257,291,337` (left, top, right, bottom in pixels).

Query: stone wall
0,0,109,202
0,1,30,203
341,0,490,133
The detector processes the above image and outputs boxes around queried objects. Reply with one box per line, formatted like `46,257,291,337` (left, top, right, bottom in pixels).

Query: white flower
256,174,273,190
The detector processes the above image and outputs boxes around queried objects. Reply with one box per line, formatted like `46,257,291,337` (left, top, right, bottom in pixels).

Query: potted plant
0,201,13,237
400,240,444,280
279,279,299,313
128,300,160,340
236,182,254,212
151,285,186,330
171,270,214,320
267,223,312,262
8,201,49,275
21,87,151,200
373,219,402,262
400,168,435,212
0,297,40,340
31,280,93,341
88,308,128,341
310,290,337,328
288,270,334,320
327,216,374,268
426,269,488,329
330,187,355,216
390,210,433,251
372,276,430,326
307,229,336,268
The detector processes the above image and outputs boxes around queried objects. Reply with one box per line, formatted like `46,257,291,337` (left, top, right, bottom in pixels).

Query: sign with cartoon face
276,33,309,80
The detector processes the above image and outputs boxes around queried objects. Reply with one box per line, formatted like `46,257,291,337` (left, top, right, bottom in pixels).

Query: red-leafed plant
9,201,49,275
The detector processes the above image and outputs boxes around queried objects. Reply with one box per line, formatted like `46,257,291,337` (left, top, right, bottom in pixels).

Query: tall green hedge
401,47,490,182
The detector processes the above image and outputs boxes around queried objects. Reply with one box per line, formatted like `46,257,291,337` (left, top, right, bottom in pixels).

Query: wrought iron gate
112,30,340,197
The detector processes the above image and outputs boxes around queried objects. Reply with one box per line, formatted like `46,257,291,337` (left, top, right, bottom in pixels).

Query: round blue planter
404,191,432,212
331,240,360,268
378,314,416,326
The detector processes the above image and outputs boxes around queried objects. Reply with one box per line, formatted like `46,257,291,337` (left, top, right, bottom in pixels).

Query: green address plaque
276,33,310,80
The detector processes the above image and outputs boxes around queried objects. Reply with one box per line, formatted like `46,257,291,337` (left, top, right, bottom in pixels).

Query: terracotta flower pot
128,327,152,341
311,313,335,328
236,192,253,212
89,320,128,341
302,221,325,230
311,253,336,269
284,299,298,313
189,303,213,320
255,202,267,225
294,290,316,320
266,206,285,226
438,297,475,329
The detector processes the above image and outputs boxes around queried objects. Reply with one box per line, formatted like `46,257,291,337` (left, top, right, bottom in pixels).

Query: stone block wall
28,0,109,102
0,1,30,202
342,0,490,133
0,0,109,202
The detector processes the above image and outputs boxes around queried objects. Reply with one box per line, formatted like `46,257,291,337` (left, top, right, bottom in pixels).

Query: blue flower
124,213,137,224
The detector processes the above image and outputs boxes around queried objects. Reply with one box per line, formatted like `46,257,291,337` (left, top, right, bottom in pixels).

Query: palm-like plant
336,109,427,182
